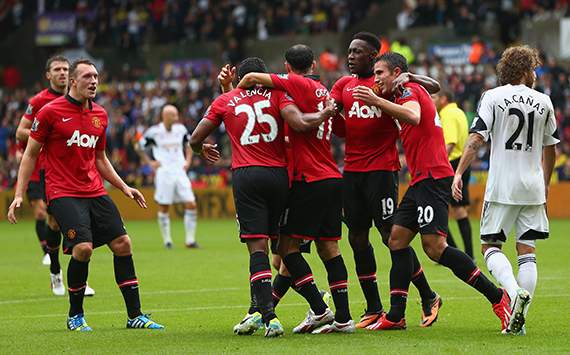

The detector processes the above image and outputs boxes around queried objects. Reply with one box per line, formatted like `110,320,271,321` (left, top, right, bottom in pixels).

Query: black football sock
446,230,458,248
67,257,89,317
114,255,142,319
410,247,436,302
272,274,292,308
36,219,48,254
438,246,502,304
386,247,413,322
283,252,327,315
354,244,382,313
324,255,351,323
457,217,474,259
248,283,259,314
249,252,275,324
45,226,62,275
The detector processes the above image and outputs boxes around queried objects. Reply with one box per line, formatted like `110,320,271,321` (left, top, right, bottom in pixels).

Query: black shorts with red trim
449,158,471,207
343,170,398,231
280,178,342,241
393,177,452,237
48,195,127,255
232,166,289,242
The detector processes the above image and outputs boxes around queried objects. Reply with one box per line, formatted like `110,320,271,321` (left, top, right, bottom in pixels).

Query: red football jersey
396,82,454,185
270,73,341,182
22,88,63,182
29,95,108,202
204,86,293,169
330,75,400,172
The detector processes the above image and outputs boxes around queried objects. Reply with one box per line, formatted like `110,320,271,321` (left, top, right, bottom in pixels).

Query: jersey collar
303,74,321,82
47,87,64,96
65,94,93,110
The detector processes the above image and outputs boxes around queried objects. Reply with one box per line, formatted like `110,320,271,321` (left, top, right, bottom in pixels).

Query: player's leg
343,172,383,325
44,214,64,295
49,197,93,331
371,171,438,324
176,173,198,248
451,204,474,258
30,196,49,260
154,170,174,248
271,253,292,308
92,196,163,329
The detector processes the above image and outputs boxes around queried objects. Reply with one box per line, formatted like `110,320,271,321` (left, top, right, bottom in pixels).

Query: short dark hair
352,31,381,52
377,52,408,73
69,58,96,78
237,57,267,81
45,55,69,72
284,44,314,72
439,89,454,102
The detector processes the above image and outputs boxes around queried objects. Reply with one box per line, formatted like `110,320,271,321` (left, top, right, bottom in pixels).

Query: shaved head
161,104,179,128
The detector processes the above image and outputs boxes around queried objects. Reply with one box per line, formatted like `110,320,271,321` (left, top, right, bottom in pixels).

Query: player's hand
451,174,463,202
202,143,220,164
392,72,411,96
320,97,338,118
218,64,236,92
7,196,23,224
123,186,148,209
149,160,161,171
353,86,379,106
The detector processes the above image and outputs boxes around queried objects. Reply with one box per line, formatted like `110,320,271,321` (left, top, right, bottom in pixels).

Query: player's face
72,64,98,100
46,61,69,90
373,60,398,95
163,108,179,125
432,94,446,111
347,40,376,75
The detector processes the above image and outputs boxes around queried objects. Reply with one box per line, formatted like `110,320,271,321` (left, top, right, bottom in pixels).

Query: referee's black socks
114,254,142,319
67,257,89,317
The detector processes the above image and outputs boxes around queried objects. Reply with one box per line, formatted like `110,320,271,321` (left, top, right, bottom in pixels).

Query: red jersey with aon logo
29,95,108,202
330,75,400,172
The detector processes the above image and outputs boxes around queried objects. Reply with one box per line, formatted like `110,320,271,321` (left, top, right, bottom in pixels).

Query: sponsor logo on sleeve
25,104,33,115
31,118,40,132
400,88,412,99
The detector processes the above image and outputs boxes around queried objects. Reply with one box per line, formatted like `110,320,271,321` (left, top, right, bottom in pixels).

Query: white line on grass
1,293,568,321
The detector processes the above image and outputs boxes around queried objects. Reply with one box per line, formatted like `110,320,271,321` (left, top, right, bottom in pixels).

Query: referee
433,90,473,259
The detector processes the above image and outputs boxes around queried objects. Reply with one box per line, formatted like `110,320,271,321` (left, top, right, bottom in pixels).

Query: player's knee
451,206,468,220
421,237,446,261
110,235,132,256
278,261,291,277
246,238,269,255
348,230,369,251
185,201,197,210
516,242,535,255
47,216,60,231
316,241,340,261
73,243,93,261
34,205,47,220
480,243,499,255
271,254,282,271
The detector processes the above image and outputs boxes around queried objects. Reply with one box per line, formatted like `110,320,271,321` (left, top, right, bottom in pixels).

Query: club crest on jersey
400,88,412,99
67,130,99,148
92,116,101,128
31,118,40,132
67,229,76,239
26,104,33,115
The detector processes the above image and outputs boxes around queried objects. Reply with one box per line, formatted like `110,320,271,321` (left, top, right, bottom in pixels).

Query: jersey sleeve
203,98,224,126
29,106,52,144
330,77,348,104
139,126,155,148
22,96,38,121
470,90,494,141
441,113,458,145
278,91,295,110
395,84,420,105
543,98,560,147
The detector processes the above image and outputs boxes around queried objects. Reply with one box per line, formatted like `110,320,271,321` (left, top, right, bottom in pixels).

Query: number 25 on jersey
236,100,278,146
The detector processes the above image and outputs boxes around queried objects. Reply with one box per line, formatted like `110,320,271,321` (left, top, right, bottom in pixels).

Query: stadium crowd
0,46,569,190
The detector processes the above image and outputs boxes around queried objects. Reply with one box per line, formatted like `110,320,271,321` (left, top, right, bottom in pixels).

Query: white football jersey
140,122,189,171
471,84,559,205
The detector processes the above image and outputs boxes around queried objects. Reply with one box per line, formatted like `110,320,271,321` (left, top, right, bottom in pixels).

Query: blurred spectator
391,39,415,64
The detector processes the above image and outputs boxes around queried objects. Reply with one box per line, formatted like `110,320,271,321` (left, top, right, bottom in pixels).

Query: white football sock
184,209,197,245
157,212,172,245
484,247,520,300
517,253,537,296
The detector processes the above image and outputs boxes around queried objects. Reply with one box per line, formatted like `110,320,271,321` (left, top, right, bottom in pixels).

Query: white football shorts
154,168,196,205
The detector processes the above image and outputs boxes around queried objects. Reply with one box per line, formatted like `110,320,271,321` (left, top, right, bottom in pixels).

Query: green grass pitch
1,219,568,354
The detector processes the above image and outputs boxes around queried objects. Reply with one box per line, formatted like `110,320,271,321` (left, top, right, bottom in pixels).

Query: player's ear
285,62,292,73
311,60,317,72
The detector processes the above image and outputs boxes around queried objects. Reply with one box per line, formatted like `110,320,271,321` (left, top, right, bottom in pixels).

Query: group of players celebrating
7,30,557,337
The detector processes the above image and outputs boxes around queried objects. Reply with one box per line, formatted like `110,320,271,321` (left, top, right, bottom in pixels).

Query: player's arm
451,132,485,201
393,73,441,95
7,138,42,223
184,137,193,171
237,73,274,89
353,86,420,125
281,100,336,132
16,117,32,143
543,145,555,199
189,118,221,164
135,137,160,170
95,150,147,208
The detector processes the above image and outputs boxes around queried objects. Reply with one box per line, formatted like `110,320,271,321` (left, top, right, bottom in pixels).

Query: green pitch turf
1,219,568,354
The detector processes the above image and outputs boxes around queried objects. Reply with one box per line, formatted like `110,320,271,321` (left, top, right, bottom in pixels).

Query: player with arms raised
452,46,558,335
8,59,163,331
330,32,442,328
353,52,511,332
190,57,334,337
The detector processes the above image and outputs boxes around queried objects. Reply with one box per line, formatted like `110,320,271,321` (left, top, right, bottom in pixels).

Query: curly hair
497,46,541,85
